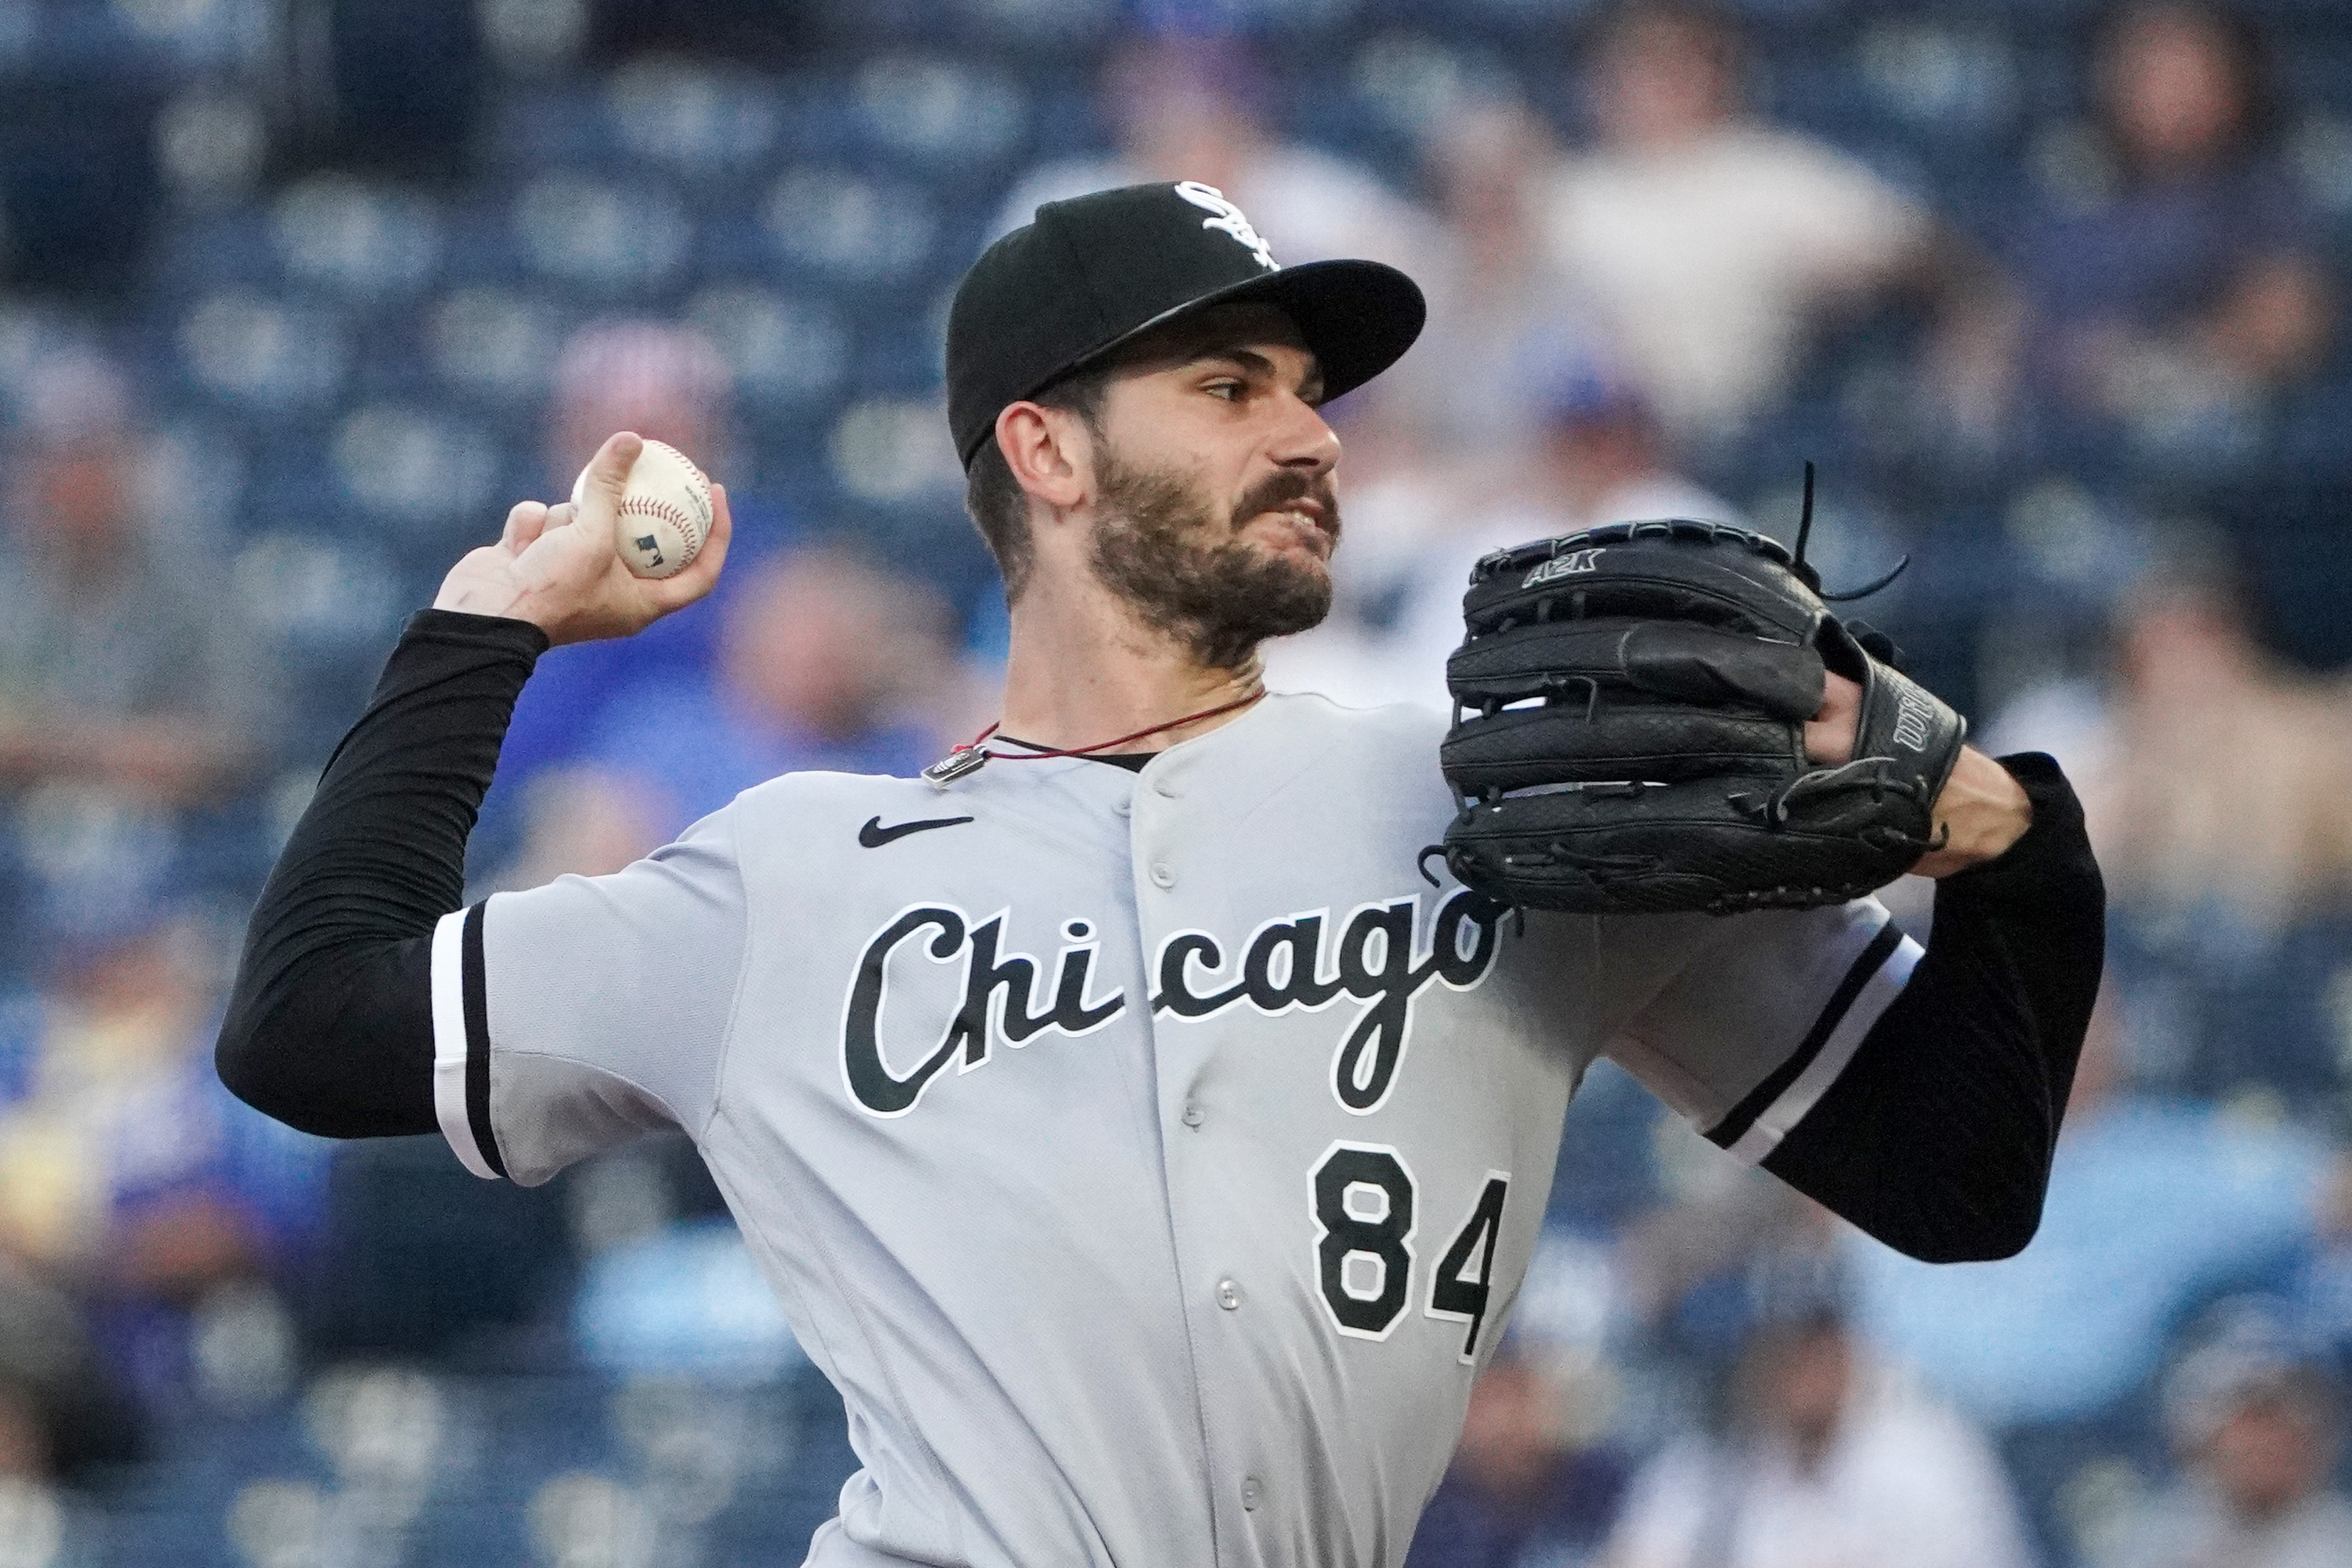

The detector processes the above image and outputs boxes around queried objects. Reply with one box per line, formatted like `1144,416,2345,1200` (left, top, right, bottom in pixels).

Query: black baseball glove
1428,514,1966,916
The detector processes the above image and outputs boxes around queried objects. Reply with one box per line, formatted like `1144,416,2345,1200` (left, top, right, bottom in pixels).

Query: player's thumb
571,431,644,531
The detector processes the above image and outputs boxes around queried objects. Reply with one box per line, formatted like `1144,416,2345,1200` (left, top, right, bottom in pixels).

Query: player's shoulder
683,767,975,873
1208,692,1457,829
1254,688,1449,758
725,766,943,818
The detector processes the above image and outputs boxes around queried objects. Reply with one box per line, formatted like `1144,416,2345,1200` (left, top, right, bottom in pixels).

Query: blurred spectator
1408,1332,1628,1568
1538,0,2011,441
0,890,325,1416
482,319,812,875
991,33,1444,297
1615,1147,1822,1379
2294,1157,2352,1380
1604,1290,2032,1568
1988,554,2352,1108
2011,4,2334,447
0,1256,140,1483
573,1216,806,1384
501,543,952,883
493,321,744,793
1376,100,1586,470
1271,330,1734,711
0,352,271,803
300,1134,578,1362
544,321,734,495
1849,991,2326,1435
2096,1311,2352,1568
1988,562,2352,932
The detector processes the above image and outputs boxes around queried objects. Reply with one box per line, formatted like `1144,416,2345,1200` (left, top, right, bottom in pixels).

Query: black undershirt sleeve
1758,754,2105,1263
216,610,549,1138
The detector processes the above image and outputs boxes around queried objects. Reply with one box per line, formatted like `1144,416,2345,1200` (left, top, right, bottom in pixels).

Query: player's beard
1087,445,1339,672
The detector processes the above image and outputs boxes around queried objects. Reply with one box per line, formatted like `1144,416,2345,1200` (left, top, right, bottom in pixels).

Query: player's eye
1202,379,1246,402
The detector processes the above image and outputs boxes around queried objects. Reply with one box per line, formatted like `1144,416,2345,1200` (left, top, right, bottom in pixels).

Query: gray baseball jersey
427,692,1917,1568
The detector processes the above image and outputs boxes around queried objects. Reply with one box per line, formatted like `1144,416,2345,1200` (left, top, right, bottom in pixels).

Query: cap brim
1061,257,1427,410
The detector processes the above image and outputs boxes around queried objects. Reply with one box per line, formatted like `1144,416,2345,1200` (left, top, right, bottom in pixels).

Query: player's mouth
1239,487,1335,544
1249,506,1334,559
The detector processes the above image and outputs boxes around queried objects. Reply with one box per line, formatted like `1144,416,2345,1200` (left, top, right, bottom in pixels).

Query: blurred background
1,0,2351,1563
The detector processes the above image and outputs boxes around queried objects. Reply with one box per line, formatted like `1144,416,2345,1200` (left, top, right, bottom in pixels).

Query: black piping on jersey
460,903,508,1179
1704,920,1906,1152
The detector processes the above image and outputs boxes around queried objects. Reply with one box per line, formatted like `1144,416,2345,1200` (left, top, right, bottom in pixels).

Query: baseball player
218,183,2102,1567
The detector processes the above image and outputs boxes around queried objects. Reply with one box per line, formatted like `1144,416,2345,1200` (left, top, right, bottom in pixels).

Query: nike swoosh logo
859,814,974,848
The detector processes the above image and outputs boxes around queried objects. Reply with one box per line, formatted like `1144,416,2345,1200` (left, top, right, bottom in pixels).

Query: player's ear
996,401,1090,513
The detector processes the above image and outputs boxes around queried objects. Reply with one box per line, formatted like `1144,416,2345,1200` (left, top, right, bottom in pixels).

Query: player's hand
431,431,733,646
1807,670,2030,875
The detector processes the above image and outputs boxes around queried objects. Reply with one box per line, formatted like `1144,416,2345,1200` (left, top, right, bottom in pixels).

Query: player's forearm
1763,754,2104,1262
216,609,547,1137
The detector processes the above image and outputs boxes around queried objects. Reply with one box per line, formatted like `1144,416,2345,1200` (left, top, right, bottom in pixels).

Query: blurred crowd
3,0,2352,1564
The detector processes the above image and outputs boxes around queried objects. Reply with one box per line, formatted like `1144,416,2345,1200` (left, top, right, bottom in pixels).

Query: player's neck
998,582,1264,755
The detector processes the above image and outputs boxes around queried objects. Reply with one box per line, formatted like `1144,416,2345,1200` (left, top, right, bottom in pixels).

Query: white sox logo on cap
1175,181,1279,272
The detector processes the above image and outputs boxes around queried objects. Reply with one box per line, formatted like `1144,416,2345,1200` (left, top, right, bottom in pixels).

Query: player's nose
1267,386,1342,476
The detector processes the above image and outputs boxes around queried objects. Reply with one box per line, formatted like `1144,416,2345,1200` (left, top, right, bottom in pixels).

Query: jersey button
1180,1100,1204,1128
1216,1278,1242,1310
1149,863,1176,888
1241,1476,1263,1511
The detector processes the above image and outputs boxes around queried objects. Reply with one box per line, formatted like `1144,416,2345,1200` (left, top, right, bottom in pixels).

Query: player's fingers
500,500,550,552
555,498,626,590
649,481,732,611
573,431,643,534
512,498,620,606
1802,671,1862,767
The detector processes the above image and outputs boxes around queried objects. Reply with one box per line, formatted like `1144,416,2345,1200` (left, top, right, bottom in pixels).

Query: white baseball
572,437,713,580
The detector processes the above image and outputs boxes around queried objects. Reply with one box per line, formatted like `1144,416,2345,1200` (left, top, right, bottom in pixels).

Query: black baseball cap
946,181,1427,466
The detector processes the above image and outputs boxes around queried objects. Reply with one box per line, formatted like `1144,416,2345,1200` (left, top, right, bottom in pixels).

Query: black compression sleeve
1760,754,2104,1263
216,610,548,1138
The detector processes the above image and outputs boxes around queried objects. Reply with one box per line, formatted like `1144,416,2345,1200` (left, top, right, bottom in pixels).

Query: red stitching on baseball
619,498,695,529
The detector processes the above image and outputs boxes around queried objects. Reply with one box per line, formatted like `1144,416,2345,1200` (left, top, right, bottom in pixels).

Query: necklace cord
957,688,1266,762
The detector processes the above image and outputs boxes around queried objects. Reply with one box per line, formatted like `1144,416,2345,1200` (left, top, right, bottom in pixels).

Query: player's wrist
1915,746,2032,877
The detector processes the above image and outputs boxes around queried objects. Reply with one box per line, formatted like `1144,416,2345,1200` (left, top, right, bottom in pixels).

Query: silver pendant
921,747,989,791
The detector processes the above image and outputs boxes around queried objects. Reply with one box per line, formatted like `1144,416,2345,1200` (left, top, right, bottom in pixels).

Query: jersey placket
1126,742,1274,1565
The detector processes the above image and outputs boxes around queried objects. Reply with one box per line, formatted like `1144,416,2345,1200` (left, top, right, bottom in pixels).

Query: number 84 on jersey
1311,1142,1511,1364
